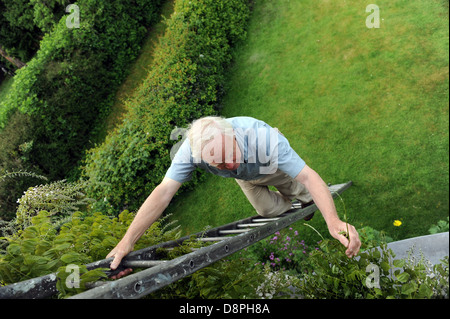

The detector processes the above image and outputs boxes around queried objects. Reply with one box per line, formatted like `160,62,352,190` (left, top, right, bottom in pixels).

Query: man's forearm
108,178,181,272
121,185,172,247
295,165,361,258
296,165,340,225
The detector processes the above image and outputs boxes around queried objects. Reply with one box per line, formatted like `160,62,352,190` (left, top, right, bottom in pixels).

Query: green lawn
166,0,449,244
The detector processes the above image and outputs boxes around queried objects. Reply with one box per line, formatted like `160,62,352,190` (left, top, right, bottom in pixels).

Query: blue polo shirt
165,117,306,183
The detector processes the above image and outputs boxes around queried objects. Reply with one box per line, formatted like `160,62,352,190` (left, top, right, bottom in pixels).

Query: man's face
202,132,241,170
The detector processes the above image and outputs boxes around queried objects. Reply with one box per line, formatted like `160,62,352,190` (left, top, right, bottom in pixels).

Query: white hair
187,116,234,162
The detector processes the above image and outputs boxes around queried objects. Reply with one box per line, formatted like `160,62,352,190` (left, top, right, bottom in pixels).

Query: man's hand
295,165,361,258
106,241,133,279
105,178,181,280
327,219,361,258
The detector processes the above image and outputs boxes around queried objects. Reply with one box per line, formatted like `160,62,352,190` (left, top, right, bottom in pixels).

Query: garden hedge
0,0,163,219
82,0,251,213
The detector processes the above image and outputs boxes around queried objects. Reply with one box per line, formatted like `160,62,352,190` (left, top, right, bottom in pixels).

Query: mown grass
166,0,449,244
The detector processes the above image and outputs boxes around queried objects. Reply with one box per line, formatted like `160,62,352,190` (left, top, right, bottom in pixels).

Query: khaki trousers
235,169,312,218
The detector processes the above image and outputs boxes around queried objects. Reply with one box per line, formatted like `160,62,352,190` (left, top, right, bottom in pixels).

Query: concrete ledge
386,232,449,265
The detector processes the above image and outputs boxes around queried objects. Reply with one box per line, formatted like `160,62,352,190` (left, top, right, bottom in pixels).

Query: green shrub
295,239,449,299
152,257,266,299
0,111,45,220
428,217,449,234
0,0,164,220
246,227,320,273
0,0,70,62
0,210,180,294
15,180,94,230
82,0,251,214
358,226,394,247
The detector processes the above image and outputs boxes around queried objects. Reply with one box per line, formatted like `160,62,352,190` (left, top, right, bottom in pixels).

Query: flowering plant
250,227,320,273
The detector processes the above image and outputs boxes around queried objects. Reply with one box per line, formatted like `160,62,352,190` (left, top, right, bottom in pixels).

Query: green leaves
294,239,449,299
56,265,109,298
154,258,264,299
0,209,181,297
1,0,166,220
82,0,251,214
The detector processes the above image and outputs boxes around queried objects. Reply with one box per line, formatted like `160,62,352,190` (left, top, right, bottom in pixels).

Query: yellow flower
393,220,402,227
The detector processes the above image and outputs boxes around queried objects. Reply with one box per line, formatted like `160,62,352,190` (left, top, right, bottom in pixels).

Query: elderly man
107,116,361,278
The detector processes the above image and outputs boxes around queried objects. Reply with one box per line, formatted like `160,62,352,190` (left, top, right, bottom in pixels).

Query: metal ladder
0,181,352,299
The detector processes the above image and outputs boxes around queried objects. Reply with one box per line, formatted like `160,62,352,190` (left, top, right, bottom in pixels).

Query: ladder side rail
69,204,319,299
0,181,352,299
0,273,58,299
0,212,265,298
69,181,352,299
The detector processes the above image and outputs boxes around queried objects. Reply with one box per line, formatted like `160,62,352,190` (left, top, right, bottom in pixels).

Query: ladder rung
219,229,251,234
122,260,166,268
85,281,108,289
237,223,267,228
197,237,227,242
165,247,199,251
251,218,280,222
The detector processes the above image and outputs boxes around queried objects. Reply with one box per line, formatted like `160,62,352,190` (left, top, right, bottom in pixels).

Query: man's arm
107,177,182,273
295,165,360,258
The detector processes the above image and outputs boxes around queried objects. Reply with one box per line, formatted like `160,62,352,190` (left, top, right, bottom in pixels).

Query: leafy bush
357,226,393,247
15,180,94,230
247,227,320,273
0,0,70,62
428,217,449,234
0,210,180,292
82,0,251,214
0,0,164,220
294,239,449,299
0,112,44,220
152,257,266,299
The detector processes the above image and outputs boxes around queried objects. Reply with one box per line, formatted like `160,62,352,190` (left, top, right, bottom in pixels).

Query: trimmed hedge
0,0,163,219
82,0,250,213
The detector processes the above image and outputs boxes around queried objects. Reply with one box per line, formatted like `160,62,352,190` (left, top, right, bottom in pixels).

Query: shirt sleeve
164,139,196,184
253,120,306,178
276,134,306,179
